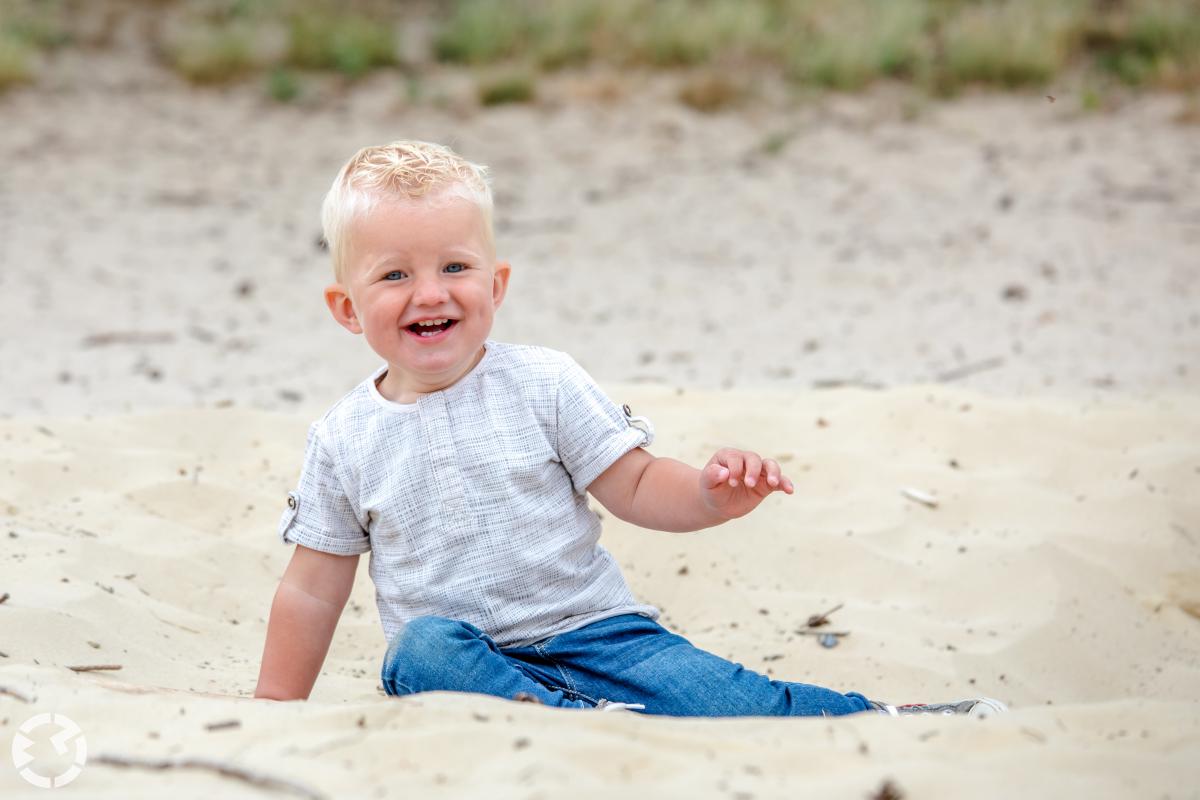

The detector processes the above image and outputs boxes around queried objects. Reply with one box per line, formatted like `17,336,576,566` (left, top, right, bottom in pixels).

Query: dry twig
81,331,175,348
0,685,32,703
935,356,1005,383
94,754,326,800
204,719,242,732
67,664,123,673
806,603,844,628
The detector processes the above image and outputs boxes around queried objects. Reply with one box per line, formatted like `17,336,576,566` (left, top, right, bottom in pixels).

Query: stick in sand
935,356,1005,383
94,754,326,800
806,603,844,628
0,685,32,703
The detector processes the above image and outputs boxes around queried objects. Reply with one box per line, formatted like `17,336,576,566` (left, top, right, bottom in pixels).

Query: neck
377,344,487,402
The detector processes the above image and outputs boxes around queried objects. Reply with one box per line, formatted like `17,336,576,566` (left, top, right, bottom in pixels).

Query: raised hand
699,447,794,521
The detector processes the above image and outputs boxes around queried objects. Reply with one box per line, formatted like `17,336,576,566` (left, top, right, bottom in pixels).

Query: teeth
416,319,449,327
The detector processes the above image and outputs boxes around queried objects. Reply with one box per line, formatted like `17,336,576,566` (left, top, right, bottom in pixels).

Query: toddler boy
254,140,1005,719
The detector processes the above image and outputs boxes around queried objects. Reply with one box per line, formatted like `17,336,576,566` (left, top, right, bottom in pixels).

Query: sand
1,37,1199,417
2,387,1199,798
2,23,1200,800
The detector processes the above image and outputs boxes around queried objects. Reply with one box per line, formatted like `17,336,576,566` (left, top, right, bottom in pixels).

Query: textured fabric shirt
277,339,661,649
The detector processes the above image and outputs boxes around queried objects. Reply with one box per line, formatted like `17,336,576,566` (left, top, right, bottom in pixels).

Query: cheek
362,293,401,317
461,283,497,313
357,297,402,331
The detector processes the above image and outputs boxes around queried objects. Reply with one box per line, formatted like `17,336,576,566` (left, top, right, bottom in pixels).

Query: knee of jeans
381,616,476,692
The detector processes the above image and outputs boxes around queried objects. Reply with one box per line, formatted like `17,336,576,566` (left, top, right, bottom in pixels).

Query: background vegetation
1,0,1197,106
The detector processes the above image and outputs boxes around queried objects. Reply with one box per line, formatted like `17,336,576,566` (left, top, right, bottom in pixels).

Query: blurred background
1,0,1197,415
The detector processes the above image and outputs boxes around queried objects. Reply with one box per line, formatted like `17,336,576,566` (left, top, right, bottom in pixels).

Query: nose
411,273,450,305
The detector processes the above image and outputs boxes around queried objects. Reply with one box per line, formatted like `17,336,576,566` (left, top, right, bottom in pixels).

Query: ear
491,261,512,310
324,283,362,334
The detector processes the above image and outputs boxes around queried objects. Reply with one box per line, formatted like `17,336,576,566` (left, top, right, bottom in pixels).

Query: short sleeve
555,355,655,495
277,422,371,556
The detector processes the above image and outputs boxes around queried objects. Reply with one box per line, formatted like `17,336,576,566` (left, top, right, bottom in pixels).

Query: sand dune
2,385,1198,798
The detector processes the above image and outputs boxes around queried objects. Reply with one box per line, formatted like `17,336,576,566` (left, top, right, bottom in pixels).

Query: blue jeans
380,613,872,717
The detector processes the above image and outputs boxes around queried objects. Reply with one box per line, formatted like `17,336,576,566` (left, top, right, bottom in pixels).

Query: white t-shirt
278,340,661,648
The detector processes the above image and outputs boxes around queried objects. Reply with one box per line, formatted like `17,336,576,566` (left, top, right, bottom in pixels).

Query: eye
445,262,467,273
383,270,405,281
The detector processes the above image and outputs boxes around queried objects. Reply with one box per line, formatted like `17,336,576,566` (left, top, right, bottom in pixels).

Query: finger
743,452,763,488
702,461,730,489
764,458,781,488
721,450,744,486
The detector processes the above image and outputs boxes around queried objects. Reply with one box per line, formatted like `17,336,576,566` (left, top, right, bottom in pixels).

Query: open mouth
405,319,457,338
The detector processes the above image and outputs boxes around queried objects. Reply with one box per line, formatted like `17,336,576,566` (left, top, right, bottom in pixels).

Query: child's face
325,194,510,401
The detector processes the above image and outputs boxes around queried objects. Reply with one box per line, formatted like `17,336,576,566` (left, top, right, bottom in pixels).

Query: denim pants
380,612,872,717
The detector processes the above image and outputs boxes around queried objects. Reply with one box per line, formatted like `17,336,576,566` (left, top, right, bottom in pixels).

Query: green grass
0,0,71,91
266,67,300,102
1087,0,1200,88
435,0,771,70
1,0,70,46
478,71,536,105
4,0,1199,98
286,10,396,77
168,23,258,84
0,33,33,90
623,0,770,67
429,0,1103,93
157,0,398,85
529,0,605,69
785,0,930,90
935,0,1084,93
1080,84,1104,112
434,0,531,64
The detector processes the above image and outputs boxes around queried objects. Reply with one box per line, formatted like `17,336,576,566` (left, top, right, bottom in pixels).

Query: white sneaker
595,698,646,713
869,697,1008,719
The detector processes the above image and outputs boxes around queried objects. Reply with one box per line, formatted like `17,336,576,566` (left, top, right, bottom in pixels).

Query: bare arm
589,447,795,533
254,544,360,701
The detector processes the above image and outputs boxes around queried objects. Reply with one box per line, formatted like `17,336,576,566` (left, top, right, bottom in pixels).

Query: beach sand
1,41,1198,416
2,386,1199,798
2,26,1200,800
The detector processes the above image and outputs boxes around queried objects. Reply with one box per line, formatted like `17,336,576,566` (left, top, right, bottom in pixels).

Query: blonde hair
321,140,494,282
